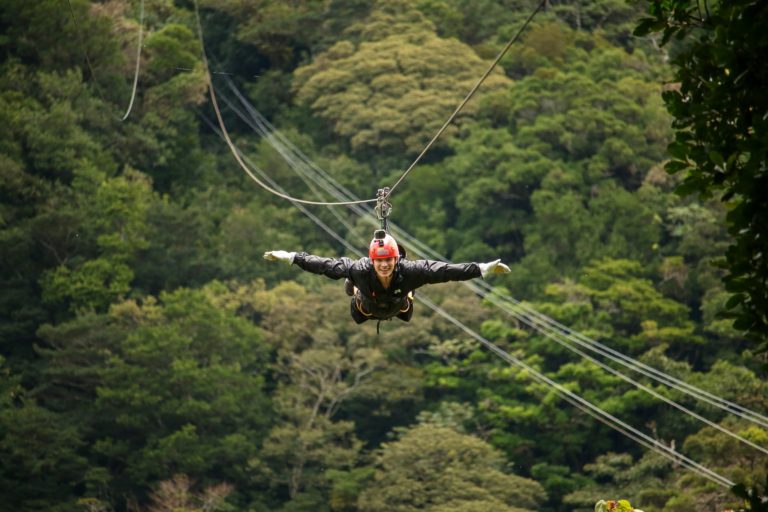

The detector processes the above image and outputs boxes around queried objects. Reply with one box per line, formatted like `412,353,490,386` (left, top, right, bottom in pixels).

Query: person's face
373,257,396,279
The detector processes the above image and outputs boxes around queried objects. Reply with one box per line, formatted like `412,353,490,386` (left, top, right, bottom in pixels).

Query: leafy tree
563,452,674,512
549,0,640,36
39,166,154,312
0,357,88,512
531,462,592,512
0,0,123,89
513,183,663,292
413,0,526,45
657,435,761,512
399,127,549,262
201,0,327,68
659,198,730,312
142,474,232,512
0,64,119,359
132,191,225,294
635,0,768,353
292,0,511,165
415,400,477,433
36,282,272,508
731,478,768,512
122,21,209,192
249,281,386,509
532,258,697,356
326,467,376,512
358,424,546,511
682,418,768,491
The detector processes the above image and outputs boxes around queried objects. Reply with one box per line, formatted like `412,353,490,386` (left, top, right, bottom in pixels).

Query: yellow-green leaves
594,499,638,512
359,425,546,512
293,5,511,160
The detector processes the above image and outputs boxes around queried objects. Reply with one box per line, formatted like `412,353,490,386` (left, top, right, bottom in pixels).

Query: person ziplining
191,0,537,327
264,229,510,325
264,188,511,326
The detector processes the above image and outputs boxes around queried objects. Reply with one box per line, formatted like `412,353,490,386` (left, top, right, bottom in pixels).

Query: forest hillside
0,1,766,511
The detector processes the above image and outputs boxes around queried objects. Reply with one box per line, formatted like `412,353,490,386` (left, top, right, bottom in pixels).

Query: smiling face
372,257,396,280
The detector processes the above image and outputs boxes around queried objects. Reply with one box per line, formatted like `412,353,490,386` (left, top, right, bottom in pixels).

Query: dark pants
350,295,414,324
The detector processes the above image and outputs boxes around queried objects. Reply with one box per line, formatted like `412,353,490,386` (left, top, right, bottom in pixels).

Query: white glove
479,259,510,279
263,250,296,264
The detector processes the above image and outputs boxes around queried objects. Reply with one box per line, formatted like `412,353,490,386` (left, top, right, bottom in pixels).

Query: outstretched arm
263,251,356,280
404,258,510,287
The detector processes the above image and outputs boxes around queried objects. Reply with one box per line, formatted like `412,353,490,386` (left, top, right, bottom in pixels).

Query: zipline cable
197,114,361,253
224,78,373,211
192,0,377,207
386,0,546,199
394,220,768,427
203,118,735,489
65,0,145,121
417,295,735,489
216,91,362,237
470,282,768,429
463,280,768,456
231,95,768,432
395,223,768,429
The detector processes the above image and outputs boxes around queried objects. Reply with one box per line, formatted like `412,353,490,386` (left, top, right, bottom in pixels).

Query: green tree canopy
358,424,546,512
292,1,511,165
36,282,272,506
636,0,768,352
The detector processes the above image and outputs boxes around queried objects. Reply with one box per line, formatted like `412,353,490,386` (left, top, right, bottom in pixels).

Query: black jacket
293,253,482,319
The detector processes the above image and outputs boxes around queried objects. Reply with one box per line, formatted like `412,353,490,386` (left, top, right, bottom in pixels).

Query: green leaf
731,483,748,499
665,160,690,174
733,316,755,330
725,294,744,309
674,179,702,197
633,18,666,36
667,141,690,160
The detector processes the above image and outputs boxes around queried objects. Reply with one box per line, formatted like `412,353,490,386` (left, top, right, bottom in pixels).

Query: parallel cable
418,295,735,489
395,215,768,429
471,282,768,429
197,114,360,254
398,229,768,433
216,90,362,237
386,0,546,198
231,95,768,434
464,280,768,456
191,0,377,207
391,223,768,428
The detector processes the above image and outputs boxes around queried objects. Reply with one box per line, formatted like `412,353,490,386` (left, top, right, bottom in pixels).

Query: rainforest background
1,0,766,511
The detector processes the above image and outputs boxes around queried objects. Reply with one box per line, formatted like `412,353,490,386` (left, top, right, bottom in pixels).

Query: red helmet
369,233,399,260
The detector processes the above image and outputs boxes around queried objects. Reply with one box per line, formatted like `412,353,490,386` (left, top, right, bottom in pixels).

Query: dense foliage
0,0,766,511
634,0,768,356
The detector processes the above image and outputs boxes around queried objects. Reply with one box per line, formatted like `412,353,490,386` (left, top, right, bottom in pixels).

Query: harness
354,292,413,318
355,290,414,334
354,187,413,334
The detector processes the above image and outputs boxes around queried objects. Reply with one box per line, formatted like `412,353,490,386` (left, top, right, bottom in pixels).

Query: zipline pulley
375,187,392,233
